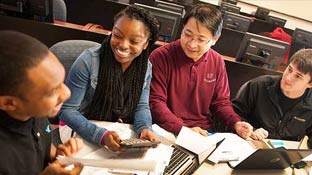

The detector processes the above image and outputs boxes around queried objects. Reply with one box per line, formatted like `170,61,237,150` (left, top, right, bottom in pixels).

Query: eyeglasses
182,30,212,46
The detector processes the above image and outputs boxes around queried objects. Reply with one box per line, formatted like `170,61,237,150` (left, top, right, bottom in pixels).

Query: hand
234,121,253,139
40,160,83,175
190,127,208,136
56,138,83,157
139,129,157,141
103,131,122,152
250,128,269,140
140,129,159,148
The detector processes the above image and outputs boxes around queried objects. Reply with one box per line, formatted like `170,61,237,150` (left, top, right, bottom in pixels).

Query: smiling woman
110,16,149,72
58,5,160,152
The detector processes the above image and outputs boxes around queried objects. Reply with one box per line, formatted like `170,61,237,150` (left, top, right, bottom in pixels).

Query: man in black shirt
232,49,312,148
0,31,83,175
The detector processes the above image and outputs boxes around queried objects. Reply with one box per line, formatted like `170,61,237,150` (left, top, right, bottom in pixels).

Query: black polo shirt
0,110,51,175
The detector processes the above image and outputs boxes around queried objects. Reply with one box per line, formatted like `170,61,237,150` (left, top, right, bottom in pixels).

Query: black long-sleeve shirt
0,110,51,175
232,75,312,148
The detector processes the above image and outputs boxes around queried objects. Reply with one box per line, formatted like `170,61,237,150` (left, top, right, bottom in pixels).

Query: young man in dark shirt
0,31,83,175
232,49,312,148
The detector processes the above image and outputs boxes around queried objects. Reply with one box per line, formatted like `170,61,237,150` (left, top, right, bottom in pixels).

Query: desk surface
194,157,311,175
194,137,310,175
60,122,311,175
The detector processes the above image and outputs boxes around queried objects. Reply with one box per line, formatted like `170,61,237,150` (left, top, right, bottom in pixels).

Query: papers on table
59,121,137,144
58,143,174,175
175,127,225,163
57,156,156,171
104,122,137,139
207,133,256,166
302,153,312,161
152,124,176,145
58,122,174,175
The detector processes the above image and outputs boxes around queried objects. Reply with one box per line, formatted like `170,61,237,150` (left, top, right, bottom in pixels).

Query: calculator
120,138,160,148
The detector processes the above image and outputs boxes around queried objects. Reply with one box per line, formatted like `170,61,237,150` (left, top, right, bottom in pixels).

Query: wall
239,0,312,22
237,1,312,31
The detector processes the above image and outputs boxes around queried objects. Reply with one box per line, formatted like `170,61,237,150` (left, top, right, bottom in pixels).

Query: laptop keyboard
164,146,194,175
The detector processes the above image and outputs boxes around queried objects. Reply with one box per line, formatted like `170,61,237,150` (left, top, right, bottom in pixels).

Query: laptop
229,148,312,170
164,138,225,175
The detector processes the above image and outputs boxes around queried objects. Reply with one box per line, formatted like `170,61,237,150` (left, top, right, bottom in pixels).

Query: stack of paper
58,143,173,175
175,127,225,163
57,156,156,171
58,122,174,175
207,133,256,165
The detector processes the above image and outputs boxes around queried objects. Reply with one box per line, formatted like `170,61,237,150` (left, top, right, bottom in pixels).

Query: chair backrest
50,40,101,76
49,40,100,125
53,0,67,21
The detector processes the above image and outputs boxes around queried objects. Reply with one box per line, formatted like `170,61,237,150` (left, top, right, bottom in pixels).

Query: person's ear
143,41,149,50
0,96,18,111
210,34,221,46
307,81,312,89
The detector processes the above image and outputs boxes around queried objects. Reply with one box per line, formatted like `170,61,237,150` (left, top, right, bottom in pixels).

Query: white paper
152,124,176,144
59,125,75,143
175,126,224,155
199,0,221,6
59,121,137,144
104,122,137,139
58,143,173,175
302,153,312,161
59,122,175,175
207,133,256,166
57,156,156,171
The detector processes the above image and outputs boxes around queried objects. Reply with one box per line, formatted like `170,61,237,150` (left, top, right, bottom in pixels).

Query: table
193,137,311,175
60,122,311,175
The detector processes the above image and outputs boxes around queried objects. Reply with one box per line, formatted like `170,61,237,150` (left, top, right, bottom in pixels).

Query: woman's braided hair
85,5,159,123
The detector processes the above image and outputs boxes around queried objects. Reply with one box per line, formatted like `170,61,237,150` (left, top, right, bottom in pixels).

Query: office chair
53,0,67,21
49,40,100,145
50,40,100,76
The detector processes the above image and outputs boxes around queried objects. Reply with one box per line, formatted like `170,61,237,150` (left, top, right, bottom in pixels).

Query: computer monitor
266,15,287,27
176,0,199,6
223,11,251,32
254,7,270,20
66,0,128,30
129,0,155,6
0,0,53,22
154,0,185,16
222,0,238,5
219,2,240,14
236,32,289,70
212,27,245,58
134,3,182,42
288,28,312,60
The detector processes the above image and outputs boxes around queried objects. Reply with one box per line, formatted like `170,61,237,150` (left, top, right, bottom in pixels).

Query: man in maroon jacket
149,4,253,138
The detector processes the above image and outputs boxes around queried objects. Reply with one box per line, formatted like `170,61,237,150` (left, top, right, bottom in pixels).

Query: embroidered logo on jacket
204,73,216,83
45,125,51,133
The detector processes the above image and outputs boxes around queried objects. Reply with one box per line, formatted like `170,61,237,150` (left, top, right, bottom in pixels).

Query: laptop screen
229,149,312,170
